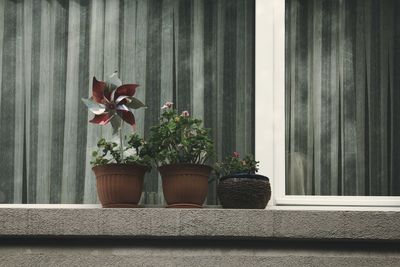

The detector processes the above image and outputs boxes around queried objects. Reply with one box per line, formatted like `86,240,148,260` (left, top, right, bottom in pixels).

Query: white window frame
256,0,400,207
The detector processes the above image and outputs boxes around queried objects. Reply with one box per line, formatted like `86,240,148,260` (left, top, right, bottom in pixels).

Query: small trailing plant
91,134,152,167
82,72,148,168
146,102,214,166
214,152,259,177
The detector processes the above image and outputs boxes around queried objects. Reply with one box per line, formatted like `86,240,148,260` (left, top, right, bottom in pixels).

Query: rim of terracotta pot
219,173,269,182
158,163,213,172
92,163,151,172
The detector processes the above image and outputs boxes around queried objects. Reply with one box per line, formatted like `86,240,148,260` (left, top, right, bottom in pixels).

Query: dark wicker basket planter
217,173,271,209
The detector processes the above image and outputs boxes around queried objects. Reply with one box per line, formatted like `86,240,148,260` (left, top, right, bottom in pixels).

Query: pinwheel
82,72,145,133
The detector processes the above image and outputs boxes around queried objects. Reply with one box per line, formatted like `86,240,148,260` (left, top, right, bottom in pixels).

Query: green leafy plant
146,102,214,166
214,152,259,177
91,133,152,167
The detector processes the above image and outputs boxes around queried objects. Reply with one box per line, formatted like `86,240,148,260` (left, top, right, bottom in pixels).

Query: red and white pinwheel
82,72,145,132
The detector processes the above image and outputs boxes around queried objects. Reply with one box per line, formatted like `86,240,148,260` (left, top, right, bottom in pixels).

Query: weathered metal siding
0,0,255,204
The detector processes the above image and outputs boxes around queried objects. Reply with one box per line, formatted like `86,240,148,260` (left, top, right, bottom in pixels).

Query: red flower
82,72,145,131
232,151,240,158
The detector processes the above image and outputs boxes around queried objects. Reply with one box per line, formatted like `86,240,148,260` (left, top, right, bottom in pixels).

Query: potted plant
82,72,150,208
146,102,214,208
214,152,271,209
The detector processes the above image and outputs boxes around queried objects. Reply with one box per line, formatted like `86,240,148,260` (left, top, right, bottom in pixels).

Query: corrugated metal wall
286,0,400,196
0,0,255,204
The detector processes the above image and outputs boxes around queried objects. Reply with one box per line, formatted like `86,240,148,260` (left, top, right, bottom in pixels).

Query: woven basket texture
217,178,271,209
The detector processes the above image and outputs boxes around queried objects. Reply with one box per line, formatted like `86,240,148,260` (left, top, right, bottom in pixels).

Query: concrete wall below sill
0,207,400,266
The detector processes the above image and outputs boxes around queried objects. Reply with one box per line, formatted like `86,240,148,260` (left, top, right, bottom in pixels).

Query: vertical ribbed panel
0,0,255,204
0,0,16,203
61,0,80,203
83,0,105,204
35,0,55,203
13,0,24,203
286,0,400,196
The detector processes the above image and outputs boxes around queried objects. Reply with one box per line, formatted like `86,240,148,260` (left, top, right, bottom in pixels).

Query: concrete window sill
1,206,399,241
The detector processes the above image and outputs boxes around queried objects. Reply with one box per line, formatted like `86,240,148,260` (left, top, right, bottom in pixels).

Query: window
0,0,255,205
2,0,398,207
257,0,400,206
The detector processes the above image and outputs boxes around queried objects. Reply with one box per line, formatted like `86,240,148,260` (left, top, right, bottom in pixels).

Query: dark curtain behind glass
0,0,255,204
286,0,400,196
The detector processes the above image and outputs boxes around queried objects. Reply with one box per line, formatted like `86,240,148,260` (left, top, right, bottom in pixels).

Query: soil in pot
92,164,149,208
158,163,212,208
217,174,271,209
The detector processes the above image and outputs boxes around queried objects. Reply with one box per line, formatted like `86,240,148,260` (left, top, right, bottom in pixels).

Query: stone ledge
0,208,399,241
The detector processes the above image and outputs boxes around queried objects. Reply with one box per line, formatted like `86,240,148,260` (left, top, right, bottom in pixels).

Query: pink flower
232,152,240,158
161,101,174,110
181,110,190,117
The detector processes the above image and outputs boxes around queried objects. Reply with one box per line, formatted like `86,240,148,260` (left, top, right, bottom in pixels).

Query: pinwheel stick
119,120,124,161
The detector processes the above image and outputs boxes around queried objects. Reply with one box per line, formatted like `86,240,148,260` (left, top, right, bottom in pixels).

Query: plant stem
119,120,124,162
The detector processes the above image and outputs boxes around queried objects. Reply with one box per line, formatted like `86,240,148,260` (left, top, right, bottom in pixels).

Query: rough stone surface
180,209,218,236
273,210,345,239
0,243,400,267
1,208,400,266
0,208,400,241
340,211,400,240
0,209,28,235
2,255,399,267
27,209,101,236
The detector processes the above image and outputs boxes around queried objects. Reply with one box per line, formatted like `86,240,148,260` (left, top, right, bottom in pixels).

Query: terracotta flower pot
158,163,212,208
217,173,271,209
92,164,149,208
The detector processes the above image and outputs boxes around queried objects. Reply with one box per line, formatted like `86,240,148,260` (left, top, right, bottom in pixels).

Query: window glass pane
0,0,255,204
285,0,400,196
